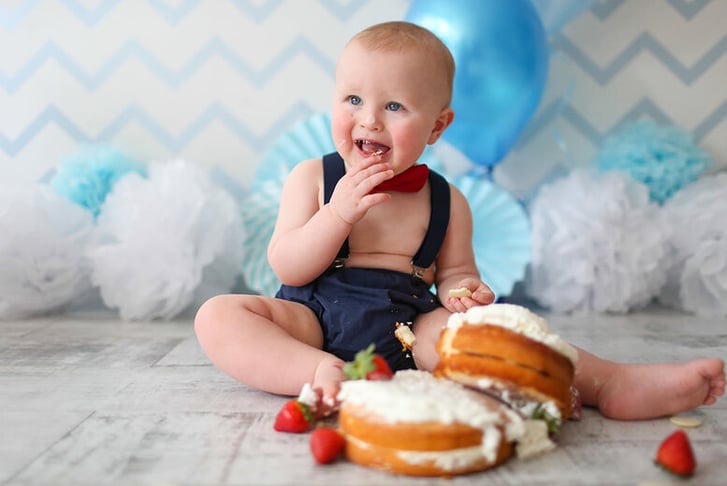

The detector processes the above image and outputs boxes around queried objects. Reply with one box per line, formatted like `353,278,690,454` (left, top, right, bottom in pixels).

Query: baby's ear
428,108,455,144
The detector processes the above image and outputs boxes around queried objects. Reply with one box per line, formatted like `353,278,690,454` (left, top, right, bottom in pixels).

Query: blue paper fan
450,175,531,298
242,112,447,296
253,113,336,192
240,182,283,296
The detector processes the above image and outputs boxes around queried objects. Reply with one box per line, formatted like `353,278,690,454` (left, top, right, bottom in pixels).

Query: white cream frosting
475,378,563,424
399,439,496,468
339,371,513,432
515,419,556,460
296,383,317,408
446,303,578,364
346,435,487,471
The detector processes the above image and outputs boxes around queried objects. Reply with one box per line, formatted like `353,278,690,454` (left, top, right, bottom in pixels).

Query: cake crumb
395,322,416,352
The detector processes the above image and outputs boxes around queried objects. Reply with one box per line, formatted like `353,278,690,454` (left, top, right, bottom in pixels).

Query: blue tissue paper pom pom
50,144,145,216
594,120,713,204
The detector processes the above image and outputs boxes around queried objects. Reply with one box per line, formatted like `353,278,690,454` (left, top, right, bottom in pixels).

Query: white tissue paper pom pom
526,169,669,313
659,172,727,317
88,160,245,320
0,184,94,319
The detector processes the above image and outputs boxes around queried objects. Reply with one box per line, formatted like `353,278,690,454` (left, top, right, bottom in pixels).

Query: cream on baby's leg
574,347,726,420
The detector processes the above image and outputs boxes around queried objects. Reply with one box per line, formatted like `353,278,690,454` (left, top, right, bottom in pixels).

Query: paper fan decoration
449,175,531,298
241,112,445,296
252,112,336,191
240,181,285,296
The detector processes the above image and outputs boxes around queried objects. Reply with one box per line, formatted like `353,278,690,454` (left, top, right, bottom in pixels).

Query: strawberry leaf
343,344,378,380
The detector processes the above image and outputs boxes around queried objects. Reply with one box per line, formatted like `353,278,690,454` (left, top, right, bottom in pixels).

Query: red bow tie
373,164,429,193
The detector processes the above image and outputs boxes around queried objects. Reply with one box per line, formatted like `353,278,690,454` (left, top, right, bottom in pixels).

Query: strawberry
273,399,313,433
310,427,346,464
343,344,393,381
655,429,696,477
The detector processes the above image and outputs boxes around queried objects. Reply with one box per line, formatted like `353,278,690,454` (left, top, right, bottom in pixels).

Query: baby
195,21,725,420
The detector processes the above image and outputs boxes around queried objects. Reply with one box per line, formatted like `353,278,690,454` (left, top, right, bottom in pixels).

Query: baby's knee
194,295,224,337
194,294,241,335
413,308,450,340
195,294,268,332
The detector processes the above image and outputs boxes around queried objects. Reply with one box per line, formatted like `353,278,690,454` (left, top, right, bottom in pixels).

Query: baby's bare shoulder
287,157,323,178
448,184,473,220
282,157,324,191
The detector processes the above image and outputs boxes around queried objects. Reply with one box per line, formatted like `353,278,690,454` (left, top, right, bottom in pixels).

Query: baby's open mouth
355,139,390,156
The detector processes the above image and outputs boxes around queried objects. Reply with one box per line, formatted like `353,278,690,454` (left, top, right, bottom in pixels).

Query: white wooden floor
2,305,726,485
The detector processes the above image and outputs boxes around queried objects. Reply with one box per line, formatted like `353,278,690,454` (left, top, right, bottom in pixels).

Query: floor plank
1,306,725,485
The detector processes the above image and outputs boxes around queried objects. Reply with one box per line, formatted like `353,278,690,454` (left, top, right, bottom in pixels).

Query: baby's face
331,42,453,174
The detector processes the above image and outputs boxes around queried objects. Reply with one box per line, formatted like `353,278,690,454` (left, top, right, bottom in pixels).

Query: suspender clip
411,262,426,279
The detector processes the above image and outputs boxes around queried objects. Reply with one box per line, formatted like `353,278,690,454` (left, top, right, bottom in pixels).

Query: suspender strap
410,170,450,274
322,152,349,263
320,151,451,275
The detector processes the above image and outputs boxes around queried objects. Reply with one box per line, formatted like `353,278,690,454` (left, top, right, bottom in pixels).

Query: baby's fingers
471,288,495,305
358,191,392,212
352,163,393,193
446,296,470,312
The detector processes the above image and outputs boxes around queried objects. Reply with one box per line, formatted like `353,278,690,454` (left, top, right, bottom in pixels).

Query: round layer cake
337,370,524,477
434,303,578,420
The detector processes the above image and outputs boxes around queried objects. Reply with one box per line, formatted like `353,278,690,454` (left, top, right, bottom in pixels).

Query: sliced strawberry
655,429,696,477
310,427,346,464
273,399,313,433
343,344,393,381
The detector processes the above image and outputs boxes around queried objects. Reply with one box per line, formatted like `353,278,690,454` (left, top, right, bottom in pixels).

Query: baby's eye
348,95,362,106
386,102,403,111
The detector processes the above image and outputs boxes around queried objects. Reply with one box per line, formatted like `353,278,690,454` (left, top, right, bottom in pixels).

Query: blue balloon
406,0,548,168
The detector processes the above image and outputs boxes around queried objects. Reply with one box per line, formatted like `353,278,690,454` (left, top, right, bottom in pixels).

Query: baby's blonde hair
348,21,455,107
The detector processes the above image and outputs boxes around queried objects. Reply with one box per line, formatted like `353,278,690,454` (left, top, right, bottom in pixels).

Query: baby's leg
574,347,726,420
411,307,451,370
194,294,345,400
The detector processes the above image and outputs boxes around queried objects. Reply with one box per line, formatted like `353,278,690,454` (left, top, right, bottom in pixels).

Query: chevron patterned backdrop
2,0,726,196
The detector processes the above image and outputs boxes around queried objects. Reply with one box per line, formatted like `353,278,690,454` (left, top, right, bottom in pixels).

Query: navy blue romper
275,152,451,371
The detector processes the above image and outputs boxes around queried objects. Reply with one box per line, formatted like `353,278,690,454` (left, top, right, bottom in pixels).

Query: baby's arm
434,185,495,312
268,157,393,286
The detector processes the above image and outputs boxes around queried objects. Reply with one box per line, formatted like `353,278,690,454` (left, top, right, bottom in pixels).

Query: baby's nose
360,111,382,131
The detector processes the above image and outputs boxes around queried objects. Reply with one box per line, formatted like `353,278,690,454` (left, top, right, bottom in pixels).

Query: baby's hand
445,278,495,312
328,158,393,225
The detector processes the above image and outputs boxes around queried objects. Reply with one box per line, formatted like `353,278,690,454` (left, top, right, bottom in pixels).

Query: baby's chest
349,194,431,254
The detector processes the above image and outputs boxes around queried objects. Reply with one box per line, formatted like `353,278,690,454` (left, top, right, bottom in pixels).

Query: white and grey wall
2,0,726,197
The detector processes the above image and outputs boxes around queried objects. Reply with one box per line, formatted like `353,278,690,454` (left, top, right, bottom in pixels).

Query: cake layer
339,404,484,450
337,370,523,477
436,304,577,420
445,304,578,364
435,355,573,418
438,324,575,384
343,429,513,477
337,370,519,431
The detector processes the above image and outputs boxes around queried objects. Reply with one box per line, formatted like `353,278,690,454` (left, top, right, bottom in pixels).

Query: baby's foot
598,358,725,420
309,356,347,417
